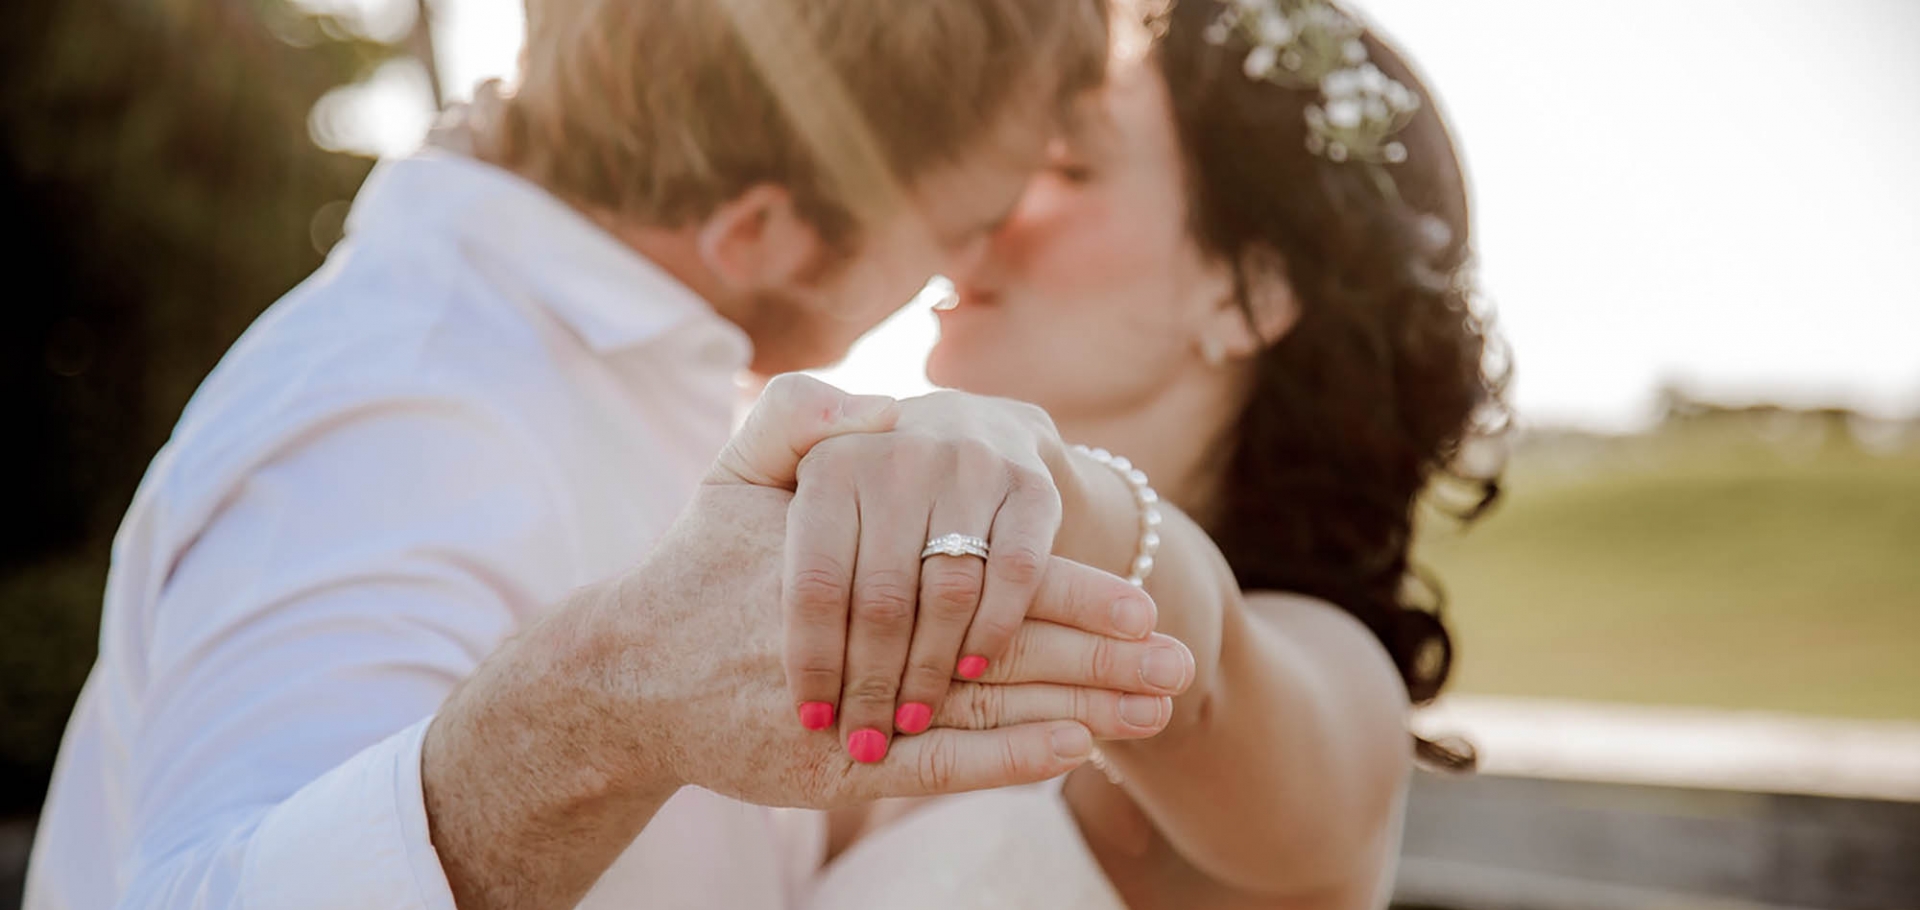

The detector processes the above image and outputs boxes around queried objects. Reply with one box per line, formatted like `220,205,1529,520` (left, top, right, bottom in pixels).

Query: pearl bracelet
1071,444,1162,587
1071,444,1161,788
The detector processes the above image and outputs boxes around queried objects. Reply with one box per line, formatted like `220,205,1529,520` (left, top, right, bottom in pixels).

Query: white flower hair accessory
1204,0,1420,170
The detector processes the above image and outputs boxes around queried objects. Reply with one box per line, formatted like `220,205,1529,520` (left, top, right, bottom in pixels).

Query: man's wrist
542,573,687,799
420,579,682,910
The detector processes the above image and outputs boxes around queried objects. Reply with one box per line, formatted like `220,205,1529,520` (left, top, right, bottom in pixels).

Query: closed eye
1051,162,1095,184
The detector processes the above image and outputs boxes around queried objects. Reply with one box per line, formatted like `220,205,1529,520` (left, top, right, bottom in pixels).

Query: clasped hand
764,378,1196,765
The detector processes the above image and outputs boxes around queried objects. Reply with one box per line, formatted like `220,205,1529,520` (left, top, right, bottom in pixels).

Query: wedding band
921,533,990,561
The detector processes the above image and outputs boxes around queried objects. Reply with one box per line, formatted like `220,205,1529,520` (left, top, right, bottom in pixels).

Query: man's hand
781,391,1083,761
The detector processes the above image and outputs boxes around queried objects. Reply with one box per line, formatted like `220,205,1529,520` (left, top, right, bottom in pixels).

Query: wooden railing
1395,697,1920,910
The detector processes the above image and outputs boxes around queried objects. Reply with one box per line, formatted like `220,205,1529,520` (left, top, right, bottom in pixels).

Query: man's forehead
1051,85,1122,167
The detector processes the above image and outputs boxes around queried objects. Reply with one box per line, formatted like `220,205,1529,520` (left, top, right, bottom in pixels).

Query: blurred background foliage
0,0,407,815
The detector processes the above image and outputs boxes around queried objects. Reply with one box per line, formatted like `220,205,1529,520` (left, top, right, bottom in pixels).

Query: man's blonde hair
494,0,1110,242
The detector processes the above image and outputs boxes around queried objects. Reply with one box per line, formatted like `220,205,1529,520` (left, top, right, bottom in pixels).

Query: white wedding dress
786,775,1405,910
795,777,1129,910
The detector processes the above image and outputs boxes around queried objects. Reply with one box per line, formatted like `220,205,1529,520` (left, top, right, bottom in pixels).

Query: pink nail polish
956,655,989,680
895,702,932,734
848,728,888,763
798,702,835,731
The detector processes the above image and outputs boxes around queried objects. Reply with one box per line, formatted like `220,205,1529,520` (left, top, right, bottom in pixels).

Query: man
24,2,1185,909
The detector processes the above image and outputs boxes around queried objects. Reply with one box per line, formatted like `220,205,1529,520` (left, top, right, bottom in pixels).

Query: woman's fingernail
798,702,835,731
848,728,888,763
895,702,932,734
1141,647,1187,691
1112,597,1153,638
956,655,989,680
1051,724,1093,759
1118,694,1167,728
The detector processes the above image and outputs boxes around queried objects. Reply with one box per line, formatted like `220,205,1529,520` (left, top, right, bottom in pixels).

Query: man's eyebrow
1060,96,1119,157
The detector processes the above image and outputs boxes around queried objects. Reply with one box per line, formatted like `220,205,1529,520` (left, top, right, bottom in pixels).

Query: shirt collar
345,150,751,363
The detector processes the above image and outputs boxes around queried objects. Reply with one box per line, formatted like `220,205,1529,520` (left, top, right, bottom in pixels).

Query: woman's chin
925,338,1008,398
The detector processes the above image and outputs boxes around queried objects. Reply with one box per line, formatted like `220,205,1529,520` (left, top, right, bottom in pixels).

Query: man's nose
945,232,995,286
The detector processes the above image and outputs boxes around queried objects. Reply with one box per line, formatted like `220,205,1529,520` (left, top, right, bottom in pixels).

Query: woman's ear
696,184,826,293
1196,245,1300,365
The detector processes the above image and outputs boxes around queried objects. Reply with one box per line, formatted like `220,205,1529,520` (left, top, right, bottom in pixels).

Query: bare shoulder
1236,590,1411,731
1240,591,1401,671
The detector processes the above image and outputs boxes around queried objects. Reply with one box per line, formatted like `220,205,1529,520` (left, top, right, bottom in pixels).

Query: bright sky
338,0,1920,430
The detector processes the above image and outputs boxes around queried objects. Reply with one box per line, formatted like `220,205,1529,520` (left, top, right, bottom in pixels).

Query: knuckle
844,674,900,707
970,614,1021,656
761,372,810,406
1007,466,1064,515
791,657,842,688
924,570,984,617
795,439,848,478
794,670,842,702
852,575,917,628
992,546,1047,589
1000,624,1035,678
966,685,1001,729
1025,481,1067,525
1000,731,1030,778
918,737,960,792
788,563,851,618
1087,639,1119,685
892,434,941,469
952,438,1005,478
906,654,955,692
768,375,837,425
1014,400,1056,434
1005,462,1048,493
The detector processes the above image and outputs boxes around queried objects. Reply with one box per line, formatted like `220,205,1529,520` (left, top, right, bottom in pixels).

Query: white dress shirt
26,151,821,910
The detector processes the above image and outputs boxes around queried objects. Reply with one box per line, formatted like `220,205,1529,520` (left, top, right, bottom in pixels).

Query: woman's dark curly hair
1152,1,1508,770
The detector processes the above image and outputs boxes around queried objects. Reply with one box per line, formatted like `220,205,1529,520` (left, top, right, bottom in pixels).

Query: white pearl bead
1074,442,1161,586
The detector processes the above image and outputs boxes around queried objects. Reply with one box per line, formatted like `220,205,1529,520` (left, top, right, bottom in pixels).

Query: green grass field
1415,418,1920,721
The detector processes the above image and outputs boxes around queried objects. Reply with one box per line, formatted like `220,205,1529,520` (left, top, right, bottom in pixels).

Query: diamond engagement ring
921,533,990,561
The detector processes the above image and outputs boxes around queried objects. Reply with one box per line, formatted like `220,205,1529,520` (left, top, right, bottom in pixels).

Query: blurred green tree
0,0,414,814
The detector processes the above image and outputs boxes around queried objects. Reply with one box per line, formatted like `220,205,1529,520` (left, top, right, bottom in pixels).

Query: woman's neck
1053,367,1246,529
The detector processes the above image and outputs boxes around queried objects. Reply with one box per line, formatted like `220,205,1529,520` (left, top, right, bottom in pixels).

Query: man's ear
1202,245,1300,363
696,184,826,293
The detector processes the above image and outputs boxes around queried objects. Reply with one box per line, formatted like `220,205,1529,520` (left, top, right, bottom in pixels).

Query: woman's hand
782,391,1173,761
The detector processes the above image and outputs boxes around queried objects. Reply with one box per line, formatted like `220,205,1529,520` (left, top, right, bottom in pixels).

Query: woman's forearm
1050,448,1409,897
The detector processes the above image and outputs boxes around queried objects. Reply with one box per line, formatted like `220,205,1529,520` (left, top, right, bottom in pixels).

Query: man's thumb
705,374,898,488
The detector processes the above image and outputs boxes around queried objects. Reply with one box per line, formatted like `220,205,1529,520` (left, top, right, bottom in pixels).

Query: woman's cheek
1032,205,1147,304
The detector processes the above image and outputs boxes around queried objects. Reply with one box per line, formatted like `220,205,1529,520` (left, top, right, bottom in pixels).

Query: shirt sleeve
111,396,577,910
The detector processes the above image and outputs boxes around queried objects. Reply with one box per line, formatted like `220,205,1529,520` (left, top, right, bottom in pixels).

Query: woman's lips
944,286,999,310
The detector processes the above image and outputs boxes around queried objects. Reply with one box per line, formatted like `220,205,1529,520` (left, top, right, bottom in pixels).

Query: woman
800,0,1504,907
